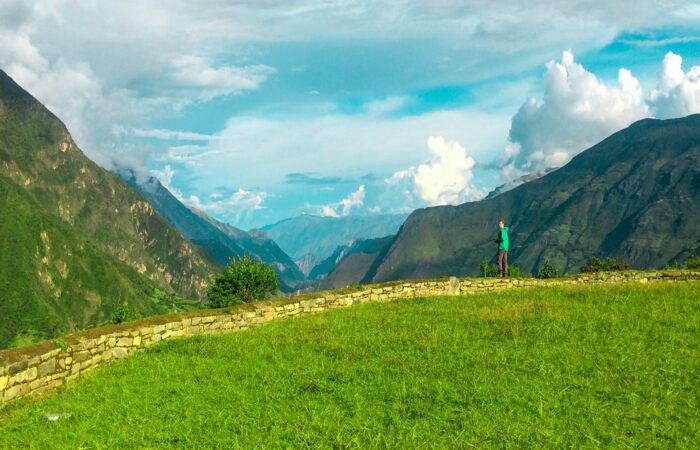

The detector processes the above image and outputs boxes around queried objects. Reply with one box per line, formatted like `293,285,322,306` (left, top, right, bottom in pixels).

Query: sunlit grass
1,282,698,448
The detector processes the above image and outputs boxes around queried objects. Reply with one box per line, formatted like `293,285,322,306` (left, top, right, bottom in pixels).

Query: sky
1,1,700,229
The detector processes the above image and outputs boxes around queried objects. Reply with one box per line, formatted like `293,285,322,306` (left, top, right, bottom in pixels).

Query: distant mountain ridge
0,69,217,347
364,115,700,281
313,236,395,290
258,213,407,274
127,176,305,291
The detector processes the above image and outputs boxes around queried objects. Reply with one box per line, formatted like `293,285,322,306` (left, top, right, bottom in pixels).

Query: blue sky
1,1,699,228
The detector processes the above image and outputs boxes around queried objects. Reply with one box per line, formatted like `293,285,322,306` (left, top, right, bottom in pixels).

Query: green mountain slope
0,173,163,347
129,176,304,290
369,115,700,281
0,69,218,346
258,213,406,274
313,236,394,290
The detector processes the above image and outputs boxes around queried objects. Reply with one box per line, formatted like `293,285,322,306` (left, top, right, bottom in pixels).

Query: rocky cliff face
0,69,217,347
368,115,700,281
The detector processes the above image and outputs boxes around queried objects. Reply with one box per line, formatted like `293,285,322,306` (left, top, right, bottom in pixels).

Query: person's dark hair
498,218,505,224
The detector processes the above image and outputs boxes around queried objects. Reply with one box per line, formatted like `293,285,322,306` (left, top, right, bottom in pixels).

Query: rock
39,359,56,377
45,413,71,421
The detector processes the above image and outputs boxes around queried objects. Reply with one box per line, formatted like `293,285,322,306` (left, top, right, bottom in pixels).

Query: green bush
685,256,700,270
537,260,559,279
508,266,528,278
112,303,139,324
479,259,499,277
580,257,630,273
207,256,279,308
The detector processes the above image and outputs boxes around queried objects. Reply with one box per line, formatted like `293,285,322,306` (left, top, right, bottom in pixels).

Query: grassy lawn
1,282,698,448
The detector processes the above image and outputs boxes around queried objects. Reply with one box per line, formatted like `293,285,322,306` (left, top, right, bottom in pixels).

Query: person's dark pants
497,250,508,277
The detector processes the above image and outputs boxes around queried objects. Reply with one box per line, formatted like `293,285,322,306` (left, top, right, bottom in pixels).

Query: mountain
485,168,556,199
0,69,217,347
312,236,395,290
367,115,700,281
258,213,407,274
127,176,305,291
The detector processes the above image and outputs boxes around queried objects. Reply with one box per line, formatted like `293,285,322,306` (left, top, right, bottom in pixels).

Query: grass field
1,282,698,448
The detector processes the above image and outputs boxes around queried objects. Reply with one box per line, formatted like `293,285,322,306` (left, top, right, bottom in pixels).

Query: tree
537,260,559,279
207,256,279,308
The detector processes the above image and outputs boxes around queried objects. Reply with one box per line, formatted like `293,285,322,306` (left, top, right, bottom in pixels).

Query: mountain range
0,69,217,347
3,65,700,346
258,213,406,274
355,115,700,282
127,176,305,291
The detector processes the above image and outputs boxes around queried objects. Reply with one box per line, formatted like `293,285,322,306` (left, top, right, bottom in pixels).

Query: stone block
4,385,20,401
133,336,142,347
21,367,38,382
8,360,28,376
113,347,128,359
116,337,133,347
0,375,8,390
73,351,91,363
38,359,56,377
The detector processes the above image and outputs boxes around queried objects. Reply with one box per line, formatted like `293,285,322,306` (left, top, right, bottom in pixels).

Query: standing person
494,219,509,277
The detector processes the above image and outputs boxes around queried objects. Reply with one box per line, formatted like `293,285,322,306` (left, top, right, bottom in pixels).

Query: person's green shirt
497,226,509,252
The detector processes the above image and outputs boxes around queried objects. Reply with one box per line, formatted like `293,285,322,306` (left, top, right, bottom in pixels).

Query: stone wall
1,270,698,404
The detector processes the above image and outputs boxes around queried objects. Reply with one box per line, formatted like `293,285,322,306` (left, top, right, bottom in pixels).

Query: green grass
1,282,699,448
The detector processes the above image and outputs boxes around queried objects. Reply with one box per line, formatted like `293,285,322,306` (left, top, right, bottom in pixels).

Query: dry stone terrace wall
1,270,699,404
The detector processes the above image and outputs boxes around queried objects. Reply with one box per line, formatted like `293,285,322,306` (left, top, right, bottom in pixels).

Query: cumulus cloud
383,136,486,209
503,50,648,176
321,185,366,217
648,52,700,119
500,50,700,182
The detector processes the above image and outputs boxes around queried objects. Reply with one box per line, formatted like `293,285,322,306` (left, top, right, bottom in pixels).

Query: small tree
537,260,559,279
112,302,139,324
207,256,279,308
479,259,499,277
685,256,700,270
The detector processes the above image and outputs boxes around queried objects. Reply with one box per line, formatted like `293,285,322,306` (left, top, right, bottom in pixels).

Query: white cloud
503,50,649,176
199,108,509,191
133,128,213,141
321,185,366,217
364,96,408,116
170,55,275,100
383,136,486,210
648,52,700,119
501,50,700,180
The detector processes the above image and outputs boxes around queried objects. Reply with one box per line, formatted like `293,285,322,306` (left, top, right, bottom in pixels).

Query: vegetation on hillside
207,256,279,307
1,282,697,447
0,69,218,348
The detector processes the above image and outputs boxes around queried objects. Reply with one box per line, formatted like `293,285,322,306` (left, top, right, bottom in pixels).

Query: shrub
537,260,559,279
580,257,630,273
54,338,69,352
207,256,279,308
479,259,499,277
508,266,528,278
686,256,700,270
112,302,139,324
